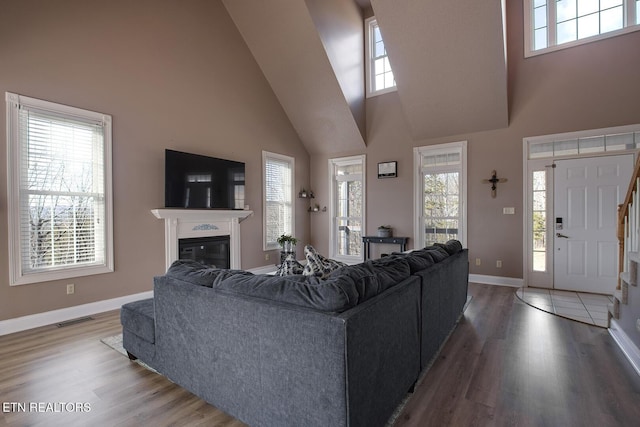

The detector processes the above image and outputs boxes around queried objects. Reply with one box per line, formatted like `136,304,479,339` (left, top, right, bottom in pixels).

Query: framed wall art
377,161,397,178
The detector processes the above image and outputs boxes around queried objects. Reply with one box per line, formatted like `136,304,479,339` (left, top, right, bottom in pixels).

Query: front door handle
556,233,569,239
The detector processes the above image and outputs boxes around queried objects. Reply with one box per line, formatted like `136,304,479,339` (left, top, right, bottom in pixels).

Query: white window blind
6,92,113,285
263,152,294,250
414,142,467,248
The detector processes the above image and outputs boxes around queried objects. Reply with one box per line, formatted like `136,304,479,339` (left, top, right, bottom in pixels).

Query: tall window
365,17,396,97
5,92,113,285
526,0,639,56
532,171,548,272
263,151,294,250
329,156,365,262
414,142,467,248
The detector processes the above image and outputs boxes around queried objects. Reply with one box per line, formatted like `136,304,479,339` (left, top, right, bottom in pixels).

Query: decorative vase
377,228,392,238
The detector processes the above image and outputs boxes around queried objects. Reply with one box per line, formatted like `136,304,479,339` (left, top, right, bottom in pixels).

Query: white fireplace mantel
151,208,253,270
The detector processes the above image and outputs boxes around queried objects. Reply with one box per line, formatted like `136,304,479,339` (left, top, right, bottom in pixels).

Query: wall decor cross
483,170,507,198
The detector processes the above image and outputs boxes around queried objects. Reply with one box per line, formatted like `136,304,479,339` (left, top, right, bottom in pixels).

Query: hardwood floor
396,283,640,427
1,283,639,426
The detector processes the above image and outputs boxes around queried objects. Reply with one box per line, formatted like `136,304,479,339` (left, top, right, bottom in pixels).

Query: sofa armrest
338,275,421,427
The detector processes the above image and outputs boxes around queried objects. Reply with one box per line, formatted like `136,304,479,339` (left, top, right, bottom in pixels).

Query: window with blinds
5,92,114,285
414,142,467,248
262,151,294,250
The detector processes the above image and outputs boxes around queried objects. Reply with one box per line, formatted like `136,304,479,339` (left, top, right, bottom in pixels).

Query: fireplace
151,208,253,270
179,235,230,268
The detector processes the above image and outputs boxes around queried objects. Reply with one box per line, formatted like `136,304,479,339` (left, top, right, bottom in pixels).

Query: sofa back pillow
395,251,436,274
369,256,411,291
213,273,359,313
329,262,379,302
164,259,253,288
420,246,449,263
434,239,463,255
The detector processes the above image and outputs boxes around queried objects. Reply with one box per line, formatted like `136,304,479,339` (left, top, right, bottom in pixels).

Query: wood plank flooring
1,283,639,426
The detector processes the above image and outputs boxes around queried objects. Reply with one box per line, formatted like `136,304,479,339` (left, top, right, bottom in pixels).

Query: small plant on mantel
277,234,298,252
377,225,392,238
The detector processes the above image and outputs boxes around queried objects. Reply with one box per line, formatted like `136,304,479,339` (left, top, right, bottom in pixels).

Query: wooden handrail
617,155,640,290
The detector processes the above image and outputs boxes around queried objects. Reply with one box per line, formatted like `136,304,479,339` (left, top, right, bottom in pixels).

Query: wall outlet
496,260,502,268
475,258,481,266
66,284,75,295
636,318,640,332
503,207,515,215
265,253,270,261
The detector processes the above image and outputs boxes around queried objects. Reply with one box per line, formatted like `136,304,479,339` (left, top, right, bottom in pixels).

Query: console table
362,236,409,260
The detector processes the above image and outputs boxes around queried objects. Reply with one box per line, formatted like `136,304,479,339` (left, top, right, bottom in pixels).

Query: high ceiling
223,0,508,153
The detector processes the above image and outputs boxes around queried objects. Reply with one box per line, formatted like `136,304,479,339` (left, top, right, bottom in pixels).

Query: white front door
553,155,633,294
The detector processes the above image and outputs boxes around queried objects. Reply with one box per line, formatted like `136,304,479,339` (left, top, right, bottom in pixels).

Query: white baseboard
0,291,153,336
609,318,640,377
469,274,524,288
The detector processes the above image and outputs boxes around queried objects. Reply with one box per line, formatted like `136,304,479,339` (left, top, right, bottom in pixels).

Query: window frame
413,141,467,249
328,155,366,263
5,92,114,286
262,151,295,251
524,0,640,57
365,16,397,97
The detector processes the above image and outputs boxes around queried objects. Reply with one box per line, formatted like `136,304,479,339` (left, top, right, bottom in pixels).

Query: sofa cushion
329,262,379,302
214,273,359,312
398,251,436,274
302,245,346,278
329,256,411,302
420,246,449,263
165,259,253,287
370,256,411,291
434,239,463,255
121,298,155,343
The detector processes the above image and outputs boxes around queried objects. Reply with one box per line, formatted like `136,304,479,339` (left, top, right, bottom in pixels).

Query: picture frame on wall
377,161,397,178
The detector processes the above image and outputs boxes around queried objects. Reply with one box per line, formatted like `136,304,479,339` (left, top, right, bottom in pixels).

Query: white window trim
522,123,640,288
524,0,640,58
262,151,295,251
5,92,114,286
329,155,366,263
413,141,467,248
365,16,397,98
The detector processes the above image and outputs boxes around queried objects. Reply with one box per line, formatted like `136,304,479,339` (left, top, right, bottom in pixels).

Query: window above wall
365,17,397,97
525,0,640,57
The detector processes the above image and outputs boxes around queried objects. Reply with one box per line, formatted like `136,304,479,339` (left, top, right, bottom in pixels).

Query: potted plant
277,234,298,252
377,225,392,238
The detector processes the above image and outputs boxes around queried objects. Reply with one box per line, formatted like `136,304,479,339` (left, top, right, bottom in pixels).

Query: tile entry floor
515,287,612,328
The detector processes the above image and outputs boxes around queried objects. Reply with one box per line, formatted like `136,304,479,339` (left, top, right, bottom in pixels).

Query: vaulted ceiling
223,0,508,154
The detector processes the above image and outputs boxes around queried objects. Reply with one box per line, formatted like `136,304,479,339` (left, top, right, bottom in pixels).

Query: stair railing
618,156,640,290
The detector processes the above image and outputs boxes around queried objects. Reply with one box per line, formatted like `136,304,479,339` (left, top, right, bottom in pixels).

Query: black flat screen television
165,149,245,210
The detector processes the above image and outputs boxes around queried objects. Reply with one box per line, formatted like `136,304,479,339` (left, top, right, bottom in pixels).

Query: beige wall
310,0,640,279
0,0,310,320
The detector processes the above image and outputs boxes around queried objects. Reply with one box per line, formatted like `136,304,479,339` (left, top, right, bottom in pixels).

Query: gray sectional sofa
121,241,468,427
